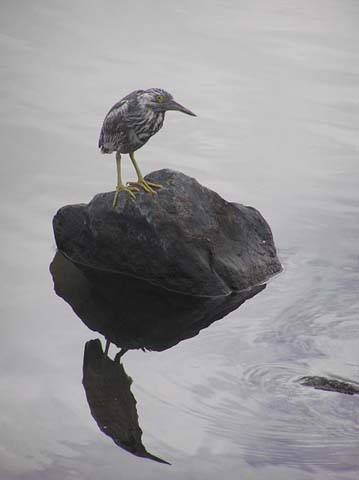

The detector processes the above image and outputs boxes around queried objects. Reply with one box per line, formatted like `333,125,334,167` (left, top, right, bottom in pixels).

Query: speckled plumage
99,89,171,154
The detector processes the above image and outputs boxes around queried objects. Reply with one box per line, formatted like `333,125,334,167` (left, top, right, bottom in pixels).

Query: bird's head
143,88,196,116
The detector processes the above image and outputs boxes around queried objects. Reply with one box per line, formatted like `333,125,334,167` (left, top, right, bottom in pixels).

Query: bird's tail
99,145,111,154
98,129,110,153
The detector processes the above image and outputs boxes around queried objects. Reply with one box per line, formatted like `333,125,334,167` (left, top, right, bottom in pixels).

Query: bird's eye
156,95,164,103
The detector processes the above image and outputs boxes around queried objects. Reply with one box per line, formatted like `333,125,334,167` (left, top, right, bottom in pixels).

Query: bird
99,88,196,207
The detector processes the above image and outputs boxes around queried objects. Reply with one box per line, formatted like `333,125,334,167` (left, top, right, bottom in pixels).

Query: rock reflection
50,251,266,353
50,251,266,465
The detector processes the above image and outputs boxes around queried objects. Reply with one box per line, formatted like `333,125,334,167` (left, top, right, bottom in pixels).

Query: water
1,1,358,478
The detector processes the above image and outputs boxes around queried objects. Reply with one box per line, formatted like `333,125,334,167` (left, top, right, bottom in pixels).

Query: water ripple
196,361,359,467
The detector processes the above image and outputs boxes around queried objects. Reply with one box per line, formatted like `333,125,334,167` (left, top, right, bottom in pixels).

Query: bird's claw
127,179,162,195
112,184,139,207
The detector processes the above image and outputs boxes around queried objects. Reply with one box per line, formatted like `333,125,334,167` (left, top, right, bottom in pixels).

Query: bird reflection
50,251,266,464
83,338,170,464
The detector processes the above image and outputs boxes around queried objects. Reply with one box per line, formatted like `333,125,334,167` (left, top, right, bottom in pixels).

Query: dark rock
300,376,359,395
53,169,281,297
50,252,266,352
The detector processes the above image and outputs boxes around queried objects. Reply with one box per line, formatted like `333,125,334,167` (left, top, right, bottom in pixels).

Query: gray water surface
1,1,359,479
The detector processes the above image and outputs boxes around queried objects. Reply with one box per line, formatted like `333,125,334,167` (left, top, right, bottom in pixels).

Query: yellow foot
112,184,139,207
127,178,163,195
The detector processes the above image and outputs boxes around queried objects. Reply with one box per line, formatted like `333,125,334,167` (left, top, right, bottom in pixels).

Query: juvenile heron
99,88,196,207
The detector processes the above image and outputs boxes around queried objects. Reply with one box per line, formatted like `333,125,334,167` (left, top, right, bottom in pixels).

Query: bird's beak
166,100,196,116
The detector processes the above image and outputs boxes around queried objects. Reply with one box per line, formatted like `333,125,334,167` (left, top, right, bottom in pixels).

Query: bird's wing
104,89,145,122
98,90,144,150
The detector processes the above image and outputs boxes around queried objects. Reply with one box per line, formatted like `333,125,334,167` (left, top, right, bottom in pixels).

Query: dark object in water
300,376,359,395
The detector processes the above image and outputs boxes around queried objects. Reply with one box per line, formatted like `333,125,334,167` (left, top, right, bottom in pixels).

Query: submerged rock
300,376,359,395
53,169,281,296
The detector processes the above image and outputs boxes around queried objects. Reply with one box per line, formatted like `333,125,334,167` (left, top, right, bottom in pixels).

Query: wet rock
300,376,359,395
53,169,281,296
50,252,266,353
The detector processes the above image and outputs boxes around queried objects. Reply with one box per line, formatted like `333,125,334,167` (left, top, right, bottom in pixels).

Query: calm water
1,1,359,479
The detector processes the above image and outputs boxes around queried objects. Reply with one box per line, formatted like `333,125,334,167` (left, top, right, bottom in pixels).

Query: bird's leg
104,339,110,356
127,152,162,194
115,347,128,363
112,151,139,207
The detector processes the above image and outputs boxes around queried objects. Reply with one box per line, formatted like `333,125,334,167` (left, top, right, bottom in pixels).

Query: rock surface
53,169,281,296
